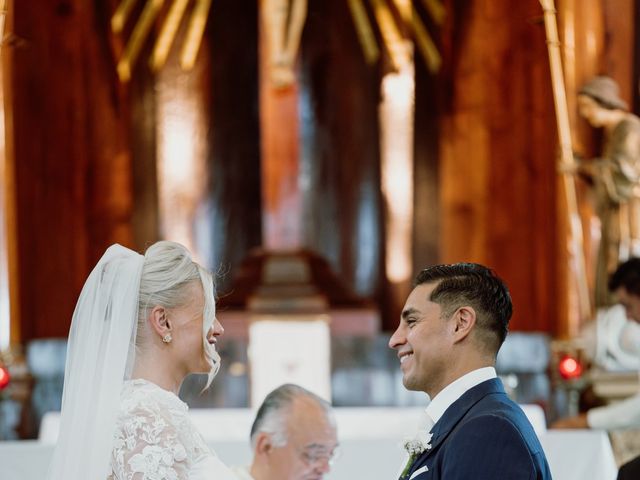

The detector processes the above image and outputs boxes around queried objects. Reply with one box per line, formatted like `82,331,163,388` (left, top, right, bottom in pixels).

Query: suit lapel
420,378,505,460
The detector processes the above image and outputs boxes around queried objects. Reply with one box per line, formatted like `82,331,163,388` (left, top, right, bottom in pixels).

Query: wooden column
259,0,302,250
84,6,135,262
299,0,385,306
1,0,18,345
413,24,441,276
555,0,604,335
207,0,262,290
155,16,210,263
601,0,635,108
635,1,640,114
5,1,134,339
440,0,559,333
129,63,159,249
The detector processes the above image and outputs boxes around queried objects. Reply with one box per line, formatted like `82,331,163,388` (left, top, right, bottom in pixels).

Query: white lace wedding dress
107,379,237,480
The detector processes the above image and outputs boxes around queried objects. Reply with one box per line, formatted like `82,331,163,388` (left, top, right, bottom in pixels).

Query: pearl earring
162,334,172,344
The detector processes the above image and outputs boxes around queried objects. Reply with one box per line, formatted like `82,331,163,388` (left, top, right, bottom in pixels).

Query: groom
389,263,552,479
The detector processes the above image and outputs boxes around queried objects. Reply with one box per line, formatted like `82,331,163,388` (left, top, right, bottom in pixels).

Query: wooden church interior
1,0,640,478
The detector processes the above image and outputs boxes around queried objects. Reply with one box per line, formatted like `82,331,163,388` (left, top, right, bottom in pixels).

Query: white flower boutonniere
400,431,432,479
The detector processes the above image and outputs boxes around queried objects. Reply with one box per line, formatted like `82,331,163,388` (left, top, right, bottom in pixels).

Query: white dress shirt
425,367,497,429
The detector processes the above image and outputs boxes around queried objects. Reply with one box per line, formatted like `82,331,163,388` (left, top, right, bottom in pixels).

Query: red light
0,366,9,390
558,355,583,380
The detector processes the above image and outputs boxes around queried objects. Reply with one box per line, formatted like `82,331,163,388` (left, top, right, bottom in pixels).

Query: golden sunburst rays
0,0,7,48
347,0,380,64
411,5,441,72
348,0,444,73
180,0,212,70
112,0,212,82
370,0,409,70
110,0,444,82
421,0,445,25
150,0,190,71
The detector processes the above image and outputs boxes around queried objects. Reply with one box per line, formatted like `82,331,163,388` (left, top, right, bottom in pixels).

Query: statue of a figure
577,76,640,308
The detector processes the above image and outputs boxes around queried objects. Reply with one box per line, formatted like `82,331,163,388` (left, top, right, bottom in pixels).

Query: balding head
249,384,338,480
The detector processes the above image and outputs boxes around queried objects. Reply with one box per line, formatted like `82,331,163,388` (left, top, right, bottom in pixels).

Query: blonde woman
47,241,236,480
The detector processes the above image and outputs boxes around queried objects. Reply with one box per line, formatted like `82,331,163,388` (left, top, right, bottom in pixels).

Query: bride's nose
211,318,224,337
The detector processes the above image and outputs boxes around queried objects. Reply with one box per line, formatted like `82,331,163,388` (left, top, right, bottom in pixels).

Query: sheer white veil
47,244,144,480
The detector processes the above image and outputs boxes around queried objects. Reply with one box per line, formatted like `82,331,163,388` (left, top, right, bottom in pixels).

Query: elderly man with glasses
233,384,339,480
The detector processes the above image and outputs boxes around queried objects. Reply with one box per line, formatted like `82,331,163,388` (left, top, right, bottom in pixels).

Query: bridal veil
47,244,144,479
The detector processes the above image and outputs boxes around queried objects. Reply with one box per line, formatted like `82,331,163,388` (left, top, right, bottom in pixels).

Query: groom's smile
399,351,414,365
389,283,456,397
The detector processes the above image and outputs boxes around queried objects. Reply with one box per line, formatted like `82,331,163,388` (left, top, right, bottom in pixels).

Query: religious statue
576,76,640,308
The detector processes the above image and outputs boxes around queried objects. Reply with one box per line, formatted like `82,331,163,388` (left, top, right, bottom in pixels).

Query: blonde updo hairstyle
136,241,220,384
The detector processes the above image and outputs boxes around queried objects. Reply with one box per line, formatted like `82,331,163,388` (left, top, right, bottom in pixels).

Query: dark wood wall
5,0,135,339
3,0,638,341
438,0,561,333
3,0,264,339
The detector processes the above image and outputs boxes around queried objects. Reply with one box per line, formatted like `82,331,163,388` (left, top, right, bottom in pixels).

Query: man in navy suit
389,263,552,479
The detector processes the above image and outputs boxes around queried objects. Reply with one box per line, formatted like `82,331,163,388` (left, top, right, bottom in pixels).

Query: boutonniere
400,430,432,479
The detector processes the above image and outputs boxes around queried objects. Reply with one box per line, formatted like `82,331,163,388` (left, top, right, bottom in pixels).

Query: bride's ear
149,306,171,339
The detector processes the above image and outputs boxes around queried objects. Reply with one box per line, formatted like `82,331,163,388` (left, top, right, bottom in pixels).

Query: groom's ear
452,306,476,343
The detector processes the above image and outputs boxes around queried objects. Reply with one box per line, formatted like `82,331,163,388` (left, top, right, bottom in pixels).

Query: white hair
136,241,220,385
250,384,333,448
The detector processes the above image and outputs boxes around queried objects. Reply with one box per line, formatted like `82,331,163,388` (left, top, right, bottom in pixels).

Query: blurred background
0,1,639,470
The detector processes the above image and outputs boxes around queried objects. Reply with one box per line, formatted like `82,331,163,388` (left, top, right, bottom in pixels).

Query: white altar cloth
1,406,619,480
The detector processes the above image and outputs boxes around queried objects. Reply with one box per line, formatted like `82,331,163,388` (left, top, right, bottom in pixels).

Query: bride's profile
46,241,236,479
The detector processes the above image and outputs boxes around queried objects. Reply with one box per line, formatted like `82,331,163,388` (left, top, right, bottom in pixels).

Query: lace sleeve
109,404,190,480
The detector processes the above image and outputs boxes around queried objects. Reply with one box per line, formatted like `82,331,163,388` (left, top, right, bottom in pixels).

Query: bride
47,241,237,479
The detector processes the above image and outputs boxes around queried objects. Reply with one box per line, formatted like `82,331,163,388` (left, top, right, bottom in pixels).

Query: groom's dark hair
415,263,512,355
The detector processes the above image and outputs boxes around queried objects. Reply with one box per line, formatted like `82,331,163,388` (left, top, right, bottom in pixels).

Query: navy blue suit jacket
402,378,552,480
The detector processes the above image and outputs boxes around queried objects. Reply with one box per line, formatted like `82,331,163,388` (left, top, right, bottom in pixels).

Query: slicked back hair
249,384,332,448
414,263,512,355
609,258,640,296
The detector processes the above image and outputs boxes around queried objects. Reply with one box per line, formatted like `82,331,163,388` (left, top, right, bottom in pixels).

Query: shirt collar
425,367,497,426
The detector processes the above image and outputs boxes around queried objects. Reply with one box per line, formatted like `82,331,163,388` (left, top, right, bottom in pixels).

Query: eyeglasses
299,444,341,467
